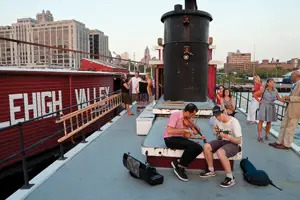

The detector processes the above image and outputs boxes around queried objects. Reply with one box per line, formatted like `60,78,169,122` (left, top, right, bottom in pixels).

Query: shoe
274,144,290,150
269,142,279,147
171,160,188,181
220,177,236,188
199,169,216,178
257,138,263,142
265,136,269,141
171,160,179,169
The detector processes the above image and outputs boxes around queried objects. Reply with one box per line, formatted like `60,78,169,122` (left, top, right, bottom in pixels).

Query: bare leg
125,104,133,115
257,120,263,140
203,143,214,168
265,122,271,137
217,149,231,173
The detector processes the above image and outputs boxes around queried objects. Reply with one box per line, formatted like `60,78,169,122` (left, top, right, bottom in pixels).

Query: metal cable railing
216,78,299,125
0,89,122,189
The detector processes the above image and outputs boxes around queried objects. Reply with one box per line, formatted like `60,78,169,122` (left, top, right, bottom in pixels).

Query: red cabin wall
0,71,117,170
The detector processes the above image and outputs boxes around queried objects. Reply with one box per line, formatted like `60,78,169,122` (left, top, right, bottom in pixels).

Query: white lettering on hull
8,90,63,125
75,87,110,109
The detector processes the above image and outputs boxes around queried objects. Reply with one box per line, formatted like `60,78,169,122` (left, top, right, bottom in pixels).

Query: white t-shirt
214,117,242,144
131,77,141,94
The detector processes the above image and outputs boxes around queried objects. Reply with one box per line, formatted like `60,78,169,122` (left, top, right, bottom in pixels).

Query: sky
1,0,300,65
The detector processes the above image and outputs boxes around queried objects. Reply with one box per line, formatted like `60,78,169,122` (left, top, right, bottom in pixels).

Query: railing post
246,91,250,113
239,90,242,108
59,143,66,160
235,91,238,108
56,111,66,160
281,103,285,121
81,133,87,143
18,122,33,189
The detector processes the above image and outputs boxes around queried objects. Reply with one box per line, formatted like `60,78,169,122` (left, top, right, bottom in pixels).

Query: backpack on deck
123,153,164,186
240,158,282,191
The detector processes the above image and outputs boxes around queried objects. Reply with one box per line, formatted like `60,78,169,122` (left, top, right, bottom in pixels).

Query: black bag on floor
240,158,282,191
123,153,164,186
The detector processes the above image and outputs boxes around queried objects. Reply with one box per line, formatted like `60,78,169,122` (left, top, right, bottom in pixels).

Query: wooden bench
141,117,242,170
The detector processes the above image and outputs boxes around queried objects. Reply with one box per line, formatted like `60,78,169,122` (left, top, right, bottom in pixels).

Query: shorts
122,93,132,105
209,140,240,158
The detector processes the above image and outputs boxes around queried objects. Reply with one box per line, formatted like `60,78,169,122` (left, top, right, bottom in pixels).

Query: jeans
164,137,203,167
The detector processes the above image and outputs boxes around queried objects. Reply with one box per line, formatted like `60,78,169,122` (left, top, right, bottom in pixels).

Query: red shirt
216,92,223,105
253,83,262,97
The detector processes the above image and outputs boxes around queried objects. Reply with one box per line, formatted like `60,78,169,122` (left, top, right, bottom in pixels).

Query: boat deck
9,105,300,200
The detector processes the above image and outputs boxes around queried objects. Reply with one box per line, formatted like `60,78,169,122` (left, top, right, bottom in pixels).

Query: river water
237,92,300,147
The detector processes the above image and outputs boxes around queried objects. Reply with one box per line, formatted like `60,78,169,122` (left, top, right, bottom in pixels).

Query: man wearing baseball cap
199,105,242,188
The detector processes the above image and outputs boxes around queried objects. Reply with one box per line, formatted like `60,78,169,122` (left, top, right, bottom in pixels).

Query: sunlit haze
1,0,299,65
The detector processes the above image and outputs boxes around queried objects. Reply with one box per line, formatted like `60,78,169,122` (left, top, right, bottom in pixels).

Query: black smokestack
185,0,198,10
161,1,212,102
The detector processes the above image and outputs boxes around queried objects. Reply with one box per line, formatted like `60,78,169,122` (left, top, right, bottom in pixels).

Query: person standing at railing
216,85,224,105
146,73,153,102
255,79,285,142
128,71,141,102
247,76,263,124
269,70,300,149
220,88,235,116
121,75,133,116
137,75,148,104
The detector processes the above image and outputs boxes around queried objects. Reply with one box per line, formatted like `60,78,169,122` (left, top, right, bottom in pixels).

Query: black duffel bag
240,157,282,191
123,153,164,186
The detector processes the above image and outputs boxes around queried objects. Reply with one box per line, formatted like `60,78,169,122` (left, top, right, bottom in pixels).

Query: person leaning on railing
254,79,285,142
146,73,153,102
220,88,235,116
247,76,263,124
269,70,300,150
121,74,134,116
216,85,224,105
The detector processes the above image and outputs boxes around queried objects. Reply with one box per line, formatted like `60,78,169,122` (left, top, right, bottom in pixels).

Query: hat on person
212,105,223,116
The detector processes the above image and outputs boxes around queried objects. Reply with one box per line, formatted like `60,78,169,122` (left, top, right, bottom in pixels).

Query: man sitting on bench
163,103,206,182
199,105,242,188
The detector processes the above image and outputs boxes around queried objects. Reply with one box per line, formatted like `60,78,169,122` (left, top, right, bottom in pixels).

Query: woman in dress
254,79,284,141
247,76,263,124
215,85,224,105
220,88,235,116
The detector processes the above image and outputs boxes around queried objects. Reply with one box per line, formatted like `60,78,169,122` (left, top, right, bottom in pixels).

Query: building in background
140,46,151,64
89,29,109,62
224,50,299,75
224,50,255,75
120,52,129,65
0,10,109,69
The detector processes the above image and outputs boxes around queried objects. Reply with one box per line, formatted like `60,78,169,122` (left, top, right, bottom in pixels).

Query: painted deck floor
11,105,300,200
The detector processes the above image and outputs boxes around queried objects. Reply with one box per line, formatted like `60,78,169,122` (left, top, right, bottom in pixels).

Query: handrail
217,78,300,125
0,89,122,188
57,93,122,143
0,36,146,65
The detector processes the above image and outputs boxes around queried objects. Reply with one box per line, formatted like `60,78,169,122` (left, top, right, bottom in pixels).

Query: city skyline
1,0,300,64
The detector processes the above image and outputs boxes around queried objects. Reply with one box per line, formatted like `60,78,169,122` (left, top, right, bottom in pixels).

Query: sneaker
265,136,269,141
171,160,188,181
220,177,236,188
171,160,179,169
199,169,216,178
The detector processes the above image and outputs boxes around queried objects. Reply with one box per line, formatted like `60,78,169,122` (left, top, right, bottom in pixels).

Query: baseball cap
212,105,223,116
